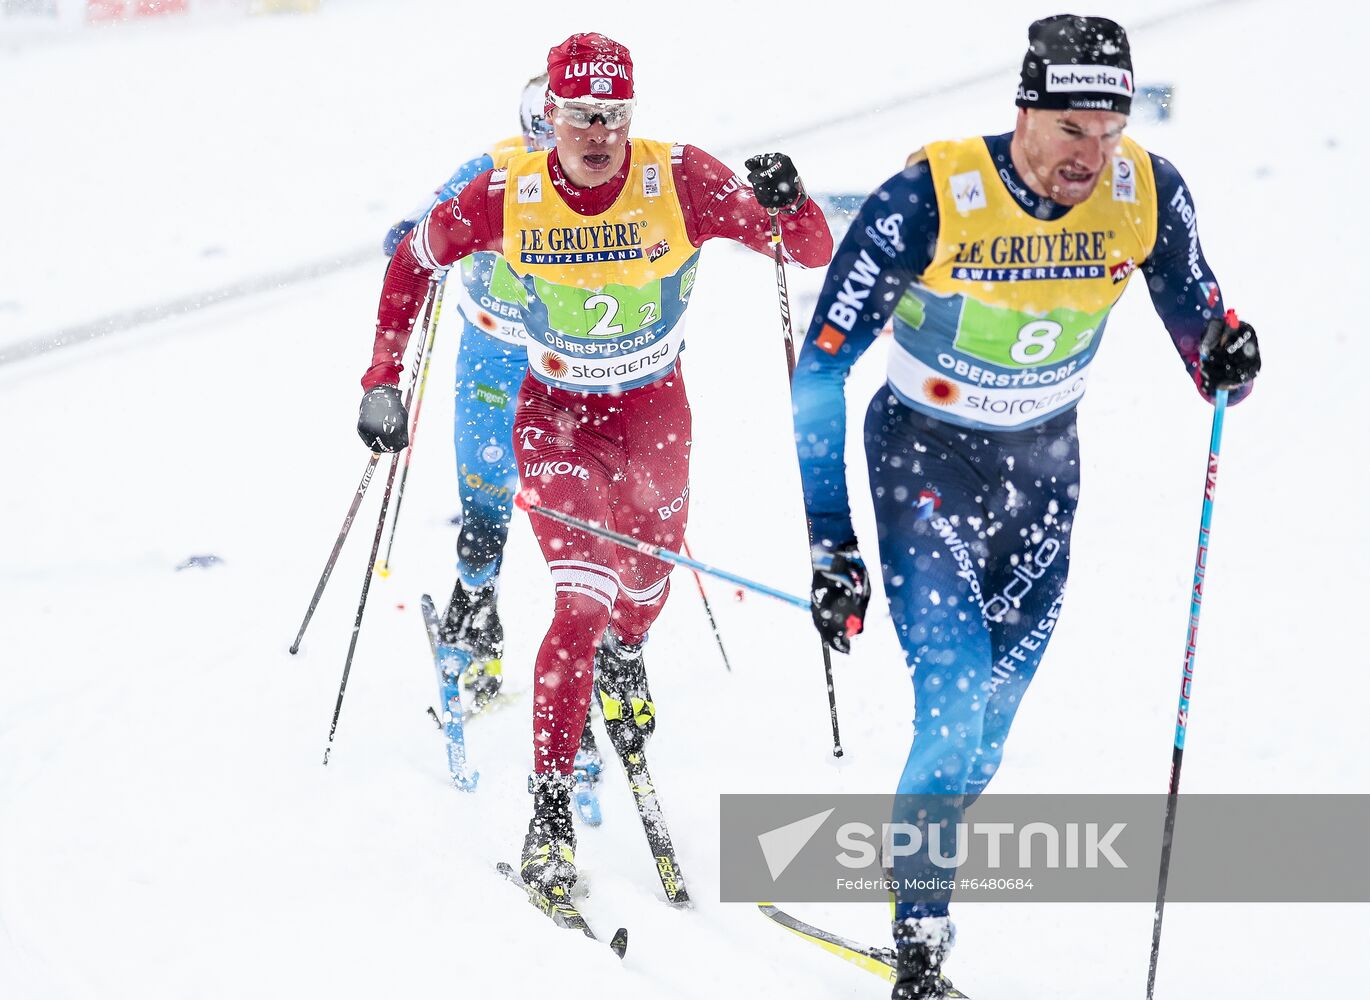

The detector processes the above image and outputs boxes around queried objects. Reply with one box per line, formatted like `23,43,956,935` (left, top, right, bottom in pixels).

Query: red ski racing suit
364,141,832,774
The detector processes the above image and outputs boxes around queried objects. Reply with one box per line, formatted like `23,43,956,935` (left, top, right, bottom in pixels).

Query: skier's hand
809,542,871,654
357,385,409,452
745,152,808,212
1198,310,1261,396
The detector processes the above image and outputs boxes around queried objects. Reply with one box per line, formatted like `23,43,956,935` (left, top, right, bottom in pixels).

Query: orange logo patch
476,311,499,332
815,323,847,355
922,378,960,406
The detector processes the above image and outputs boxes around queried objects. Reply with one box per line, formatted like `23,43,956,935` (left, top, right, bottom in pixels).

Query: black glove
745,152,807,212
810,542,871,654
1199,312,1261,396
357,385,409,452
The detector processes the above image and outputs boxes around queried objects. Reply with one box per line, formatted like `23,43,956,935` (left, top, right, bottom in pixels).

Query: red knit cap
546,33,634,103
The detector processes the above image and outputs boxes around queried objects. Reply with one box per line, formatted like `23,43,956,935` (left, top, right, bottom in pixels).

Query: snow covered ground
2,1,1366,997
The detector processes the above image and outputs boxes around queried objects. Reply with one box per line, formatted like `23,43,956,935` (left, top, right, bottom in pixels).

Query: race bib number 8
953,299,1106,370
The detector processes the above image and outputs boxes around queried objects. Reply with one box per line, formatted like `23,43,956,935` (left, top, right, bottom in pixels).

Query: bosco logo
656,484,690,521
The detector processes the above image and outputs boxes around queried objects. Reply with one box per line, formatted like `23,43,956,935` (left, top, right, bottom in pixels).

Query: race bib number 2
534,278,663,339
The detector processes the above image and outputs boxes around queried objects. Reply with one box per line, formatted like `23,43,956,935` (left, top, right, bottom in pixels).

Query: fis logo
590,77,613,95
517,174,542,204
950,170,987,212
642,162,661,198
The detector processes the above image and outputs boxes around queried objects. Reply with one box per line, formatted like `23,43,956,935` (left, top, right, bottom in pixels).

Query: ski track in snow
2,2,1366,997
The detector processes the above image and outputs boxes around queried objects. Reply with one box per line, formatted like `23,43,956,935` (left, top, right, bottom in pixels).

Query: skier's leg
607,373,692,644
966,419,1080,801
594,374,692,756
444,330,527,703
514,382,623,777
865,393,997,926
453,328,523,588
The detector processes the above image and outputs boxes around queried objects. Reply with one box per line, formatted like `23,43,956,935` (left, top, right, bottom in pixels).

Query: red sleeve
671,144,833,269
361,171,506,389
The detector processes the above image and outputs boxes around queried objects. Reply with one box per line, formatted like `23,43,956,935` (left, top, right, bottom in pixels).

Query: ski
419,594,478,791
757,903,971,997
573,716,604,826
613,748,689,906
496,862,628,959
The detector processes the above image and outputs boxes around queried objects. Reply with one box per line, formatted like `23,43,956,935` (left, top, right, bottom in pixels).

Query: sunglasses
549,93,635,130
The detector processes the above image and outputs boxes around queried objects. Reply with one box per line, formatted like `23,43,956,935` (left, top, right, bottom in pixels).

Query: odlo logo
983,538,1061,622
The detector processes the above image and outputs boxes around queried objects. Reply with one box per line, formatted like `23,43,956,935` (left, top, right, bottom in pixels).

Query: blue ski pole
1145,387,1229,999
514,489,809,610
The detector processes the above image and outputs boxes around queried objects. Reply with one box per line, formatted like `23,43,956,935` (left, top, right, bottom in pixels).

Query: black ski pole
322,449,402,765
375,278,446,578
683,537,733,672
768,208,843,758
287,280,440,652
289,455,380,654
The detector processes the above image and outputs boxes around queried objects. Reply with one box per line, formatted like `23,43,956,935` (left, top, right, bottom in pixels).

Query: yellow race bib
494,139,700,393
887,134,1157,428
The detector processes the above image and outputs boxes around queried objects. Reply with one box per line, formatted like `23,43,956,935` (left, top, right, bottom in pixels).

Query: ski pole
1145,388,1229,999
683,537,733,672
769,208,844,758
376,278,446,578
289,455,380,655
322,449,402,765
514,489,808,610
288,280,441,652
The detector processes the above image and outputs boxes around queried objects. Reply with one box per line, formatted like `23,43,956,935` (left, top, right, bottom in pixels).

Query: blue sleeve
382,152,497,258
792,161,939,549
1143,154,1248,402
435,152,497,203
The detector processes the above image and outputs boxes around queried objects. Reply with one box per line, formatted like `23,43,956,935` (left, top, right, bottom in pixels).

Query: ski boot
594,631,654,758
572,710,604,825
440,580,504,711
519,772,577,896
892,916,956,999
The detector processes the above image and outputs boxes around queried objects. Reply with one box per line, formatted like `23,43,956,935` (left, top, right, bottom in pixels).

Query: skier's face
552,108,632,188
1015,109,1127,205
